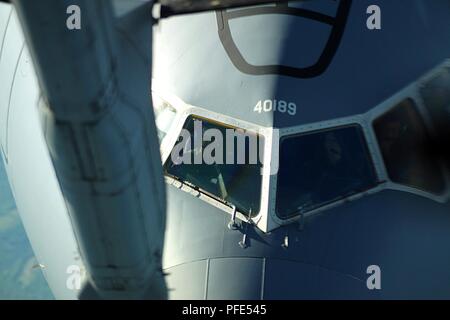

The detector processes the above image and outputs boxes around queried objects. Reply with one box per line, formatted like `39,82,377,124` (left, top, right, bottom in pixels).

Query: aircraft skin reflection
155,0,450,299
0,0,450,299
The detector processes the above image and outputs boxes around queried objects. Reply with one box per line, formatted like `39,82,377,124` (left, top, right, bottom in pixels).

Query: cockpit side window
420,67,450,140
164,116,264,216
373,99,446,194
276,125,377,219
420,67,450,170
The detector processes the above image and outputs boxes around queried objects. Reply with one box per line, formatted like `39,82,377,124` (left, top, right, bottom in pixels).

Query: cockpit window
373,99,446,194
420,68,450,170
420,67,450,139
164,116,263,216
276,125,377,219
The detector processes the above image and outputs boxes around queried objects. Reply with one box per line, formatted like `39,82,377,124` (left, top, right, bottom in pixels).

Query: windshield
420,67,450,170
164,116,264,216
374,99,446,194
420,67,450,139
276,125,377,218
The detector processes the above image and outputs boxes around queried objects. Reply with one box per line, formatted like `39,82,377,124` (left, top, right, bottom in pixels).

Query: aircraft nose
165,257,379,299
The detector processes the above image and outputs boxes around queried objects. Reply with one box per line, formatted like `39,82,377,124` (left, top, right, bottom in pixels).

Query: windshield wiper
166,173,238,210
291,180,387,216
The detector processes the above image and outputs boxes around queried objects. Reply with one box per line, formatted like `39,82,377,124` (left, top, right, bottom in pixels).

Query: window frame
153,85,274,228
372,98,447,195
153,59,450,232
163,114,266,217
274,123,379,219
267,114,385,226
365,61,450,204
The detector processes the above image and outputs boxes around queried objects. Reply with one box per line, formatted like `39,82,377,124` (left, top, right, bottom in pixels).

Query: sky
0,159,53,299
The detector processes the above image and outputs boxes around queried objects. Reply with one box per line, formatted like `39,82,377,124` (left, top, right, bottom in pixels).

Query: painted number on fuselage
253,100,297,116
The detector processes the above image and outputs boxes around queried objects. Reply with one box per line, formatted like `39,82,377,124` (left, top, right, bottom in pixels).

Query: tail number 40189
253,99,297,116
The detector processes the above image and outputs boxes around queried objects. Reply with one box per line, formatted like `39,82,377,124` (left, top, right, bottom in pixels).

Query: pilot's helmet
323,132,343,165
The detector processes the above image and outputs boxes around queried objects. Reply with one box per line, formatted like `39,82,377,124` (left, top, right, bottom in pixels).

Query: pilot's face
324,133,342,165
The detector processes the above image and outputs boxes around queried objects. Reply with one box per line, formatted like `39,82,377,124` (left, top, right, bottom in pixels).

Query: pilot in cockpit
313,132,363,202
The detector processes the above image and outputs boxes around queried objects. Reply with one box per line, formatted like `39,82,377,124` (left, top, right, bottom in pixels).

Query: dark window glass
164,116,263,216
276,125,377,219
374,99,446,194
420,67,450,139
420,68,450,169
